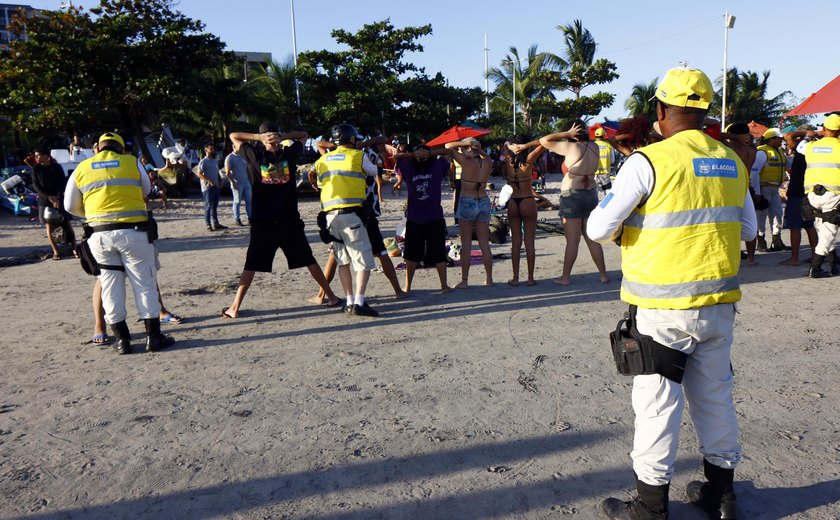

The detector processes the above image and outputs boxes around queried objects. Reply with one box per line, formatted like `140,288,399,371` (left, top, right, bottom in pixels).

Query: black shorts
403,218,447,265
244,218,316,272
365,217,386,256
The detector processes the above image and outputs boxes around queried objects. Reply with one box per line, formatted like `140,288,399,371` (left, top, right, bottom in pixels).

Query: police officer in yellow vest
750,128,792,252
313,124,380,317
65,132,174,354
803,113,840,277
588,68,756,519
594,127,616,195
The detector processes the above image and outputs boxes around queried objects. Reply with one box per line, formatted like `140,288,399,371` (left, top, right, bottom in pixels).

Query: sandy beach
1,175,838,519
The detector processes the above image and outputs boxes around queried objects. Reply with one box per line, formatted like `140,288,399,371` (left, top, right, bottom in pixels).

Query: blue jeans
202,187,220,226
231,181,252,221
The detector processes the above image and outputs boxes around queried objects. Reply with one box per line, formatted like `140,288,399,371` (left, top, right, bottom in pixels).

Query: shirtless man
444,138,493,288
721,122,759,266
539,120,609,285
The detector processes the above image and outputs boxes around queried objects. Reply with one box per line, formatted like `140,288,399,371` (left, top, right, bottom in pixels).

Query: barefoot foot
307,295,326,305
507,279,519,287
526,279,537,286
553,277,570,286
454,280,469,289
440,285,453,294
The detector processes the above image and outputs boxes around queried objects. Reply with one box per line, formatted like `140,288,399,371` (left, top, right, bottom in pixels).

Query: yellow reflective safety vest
315,146,367,211
453,162,462,181
595,139,614,176
757,144,786,187
804,136,840,194
74,150,147,224
620,130,747,310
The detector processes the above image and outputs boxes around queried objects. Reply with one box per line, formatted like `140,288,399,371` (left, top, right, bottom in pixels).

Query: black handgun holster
609,305,688,384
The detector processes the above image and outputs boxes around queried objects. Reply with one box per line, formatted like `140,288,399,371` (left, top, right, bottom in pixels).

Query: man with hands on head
221,123,339,319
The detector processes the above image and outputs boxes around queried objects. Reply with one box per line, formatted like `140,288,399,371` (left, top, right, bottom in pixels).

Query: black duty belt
90,222,149,233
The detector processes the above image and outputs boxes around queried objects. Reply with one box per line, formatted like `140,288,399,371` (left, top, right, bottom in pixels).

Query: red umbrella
786,74,840,116
426,125,493,147
588,123,618,140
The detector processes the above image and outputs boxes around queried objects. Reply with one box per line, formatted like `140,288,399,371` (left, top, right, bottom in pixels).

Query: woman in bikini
444,137,493,288
538,120,609,285
503,136,545,286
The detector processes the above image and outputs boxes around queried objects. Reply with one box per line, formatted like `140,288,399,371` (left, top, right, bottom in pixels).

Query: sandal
52,254,60,261
160,314,184,324
221,307,236,319
91,334,112,345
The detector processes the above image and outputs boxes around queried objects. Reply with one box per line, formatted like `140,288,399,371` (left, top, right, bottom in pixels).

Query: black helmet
331,124,359,145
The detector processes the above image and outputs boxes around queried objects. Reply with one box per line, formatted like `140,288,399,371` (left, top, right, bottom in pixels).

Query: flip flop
160,314,184,324
52,254,60,261
221,307,235,319
91,334,112,345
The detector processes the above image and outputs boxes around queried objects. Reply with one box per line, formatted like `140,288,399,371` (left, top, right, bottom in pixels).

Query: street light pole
291,0,301,107
512,61,516,135
722,11,736,129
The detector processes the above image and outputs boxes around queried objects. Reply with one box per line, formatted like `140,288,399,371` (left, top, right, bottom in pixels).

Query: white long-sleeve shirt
587,152,757,243
64,157,151,220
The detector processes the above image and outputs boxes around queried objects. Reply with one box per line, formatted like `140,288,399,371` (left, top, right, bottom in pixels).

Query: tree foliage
625,78,658,121
712,68,790,126
297,19,482,139
0,0,236,146
487,45,556,136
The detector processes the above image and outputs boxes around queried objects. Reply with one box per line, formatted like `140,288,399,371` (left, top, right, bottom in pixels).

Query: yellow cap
823,114,840,131
654,67,713,109
98,132,125,148
762,128,782,140
594,128,605,137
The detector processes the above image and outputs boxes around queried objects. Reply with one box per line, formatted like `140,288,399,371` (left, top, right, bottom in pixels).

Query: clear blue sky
45,0,839,123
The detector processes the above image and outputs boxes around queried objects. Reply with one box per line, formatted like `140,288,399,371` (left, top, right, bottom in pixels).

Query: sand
1,175,838,519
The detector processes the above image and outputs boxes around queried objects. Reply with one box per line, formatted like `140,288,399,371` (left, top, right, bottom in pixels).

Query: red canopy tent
785,74,840,117
588,123,618,140
425,125,492,147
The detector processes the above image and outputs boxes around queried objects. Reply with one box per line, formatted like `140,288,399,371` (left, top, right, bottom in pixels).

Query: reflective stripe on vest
596,140,613,175
454,163,462,180
620,130,747,310
804,137,840,194
315,146,367,211
757,144,785,187
74,151,147,224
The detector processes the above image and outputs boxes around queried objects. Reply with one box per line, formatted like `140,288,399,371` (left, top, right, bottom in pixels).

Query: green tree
625,78,658,121
0,0,236,152
297,19,481,138
487,45,555,135
713,68,789,126
245,58,304,130
542,20,619,120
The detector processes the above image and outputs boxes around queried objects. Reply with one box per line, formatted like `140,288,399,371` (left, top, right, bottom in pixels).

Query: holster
609,305,688,384
146,210,159,243
801,198,816,221
76,238,100,276
316,211,342,244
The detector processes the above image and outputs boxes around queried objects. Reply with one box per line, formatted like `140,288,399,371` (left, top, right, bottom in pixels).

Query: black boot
808,254,830,278
756,235,767,252
829,251,840,276
601,478,669,519
686,459,737,519
144,318,175,352
769,234,790,252
110,320,131,355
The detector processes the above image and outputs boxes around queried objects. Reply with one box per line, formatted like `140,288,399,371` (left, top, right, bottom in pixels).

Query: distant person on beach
32,146,77,260
803,113,840,277
393,144,452,293
780,129,818,267
721,122,759,266
224,145,252,226
751,128,792,253
589,67,755,519
222,123,340,318
538,120,609,286
196,143,226,232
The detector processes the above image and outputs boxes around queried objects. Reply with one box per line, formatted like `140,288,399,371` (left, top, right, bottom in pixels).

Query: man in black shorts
394,145,452,293
222,122,339,318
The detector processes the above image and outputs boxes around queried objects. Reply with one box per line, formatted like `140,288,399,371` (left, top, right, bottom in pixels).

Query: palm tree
625,79,658,121
246,58,302,129
713,68,789,126
487,44,554,135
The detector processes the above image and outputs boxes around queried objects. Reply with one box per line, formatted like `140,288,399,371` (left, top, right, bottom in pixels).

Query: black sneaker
207,225,214,231
214,223,227,230
236,219,244,226
351,302,379,317
342,304,353,313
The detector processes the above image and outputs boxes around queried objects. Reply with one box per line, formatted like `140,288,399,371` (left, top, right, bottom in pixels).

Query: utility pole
722,12,736,129
291,0,301,107
484,34,490,118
